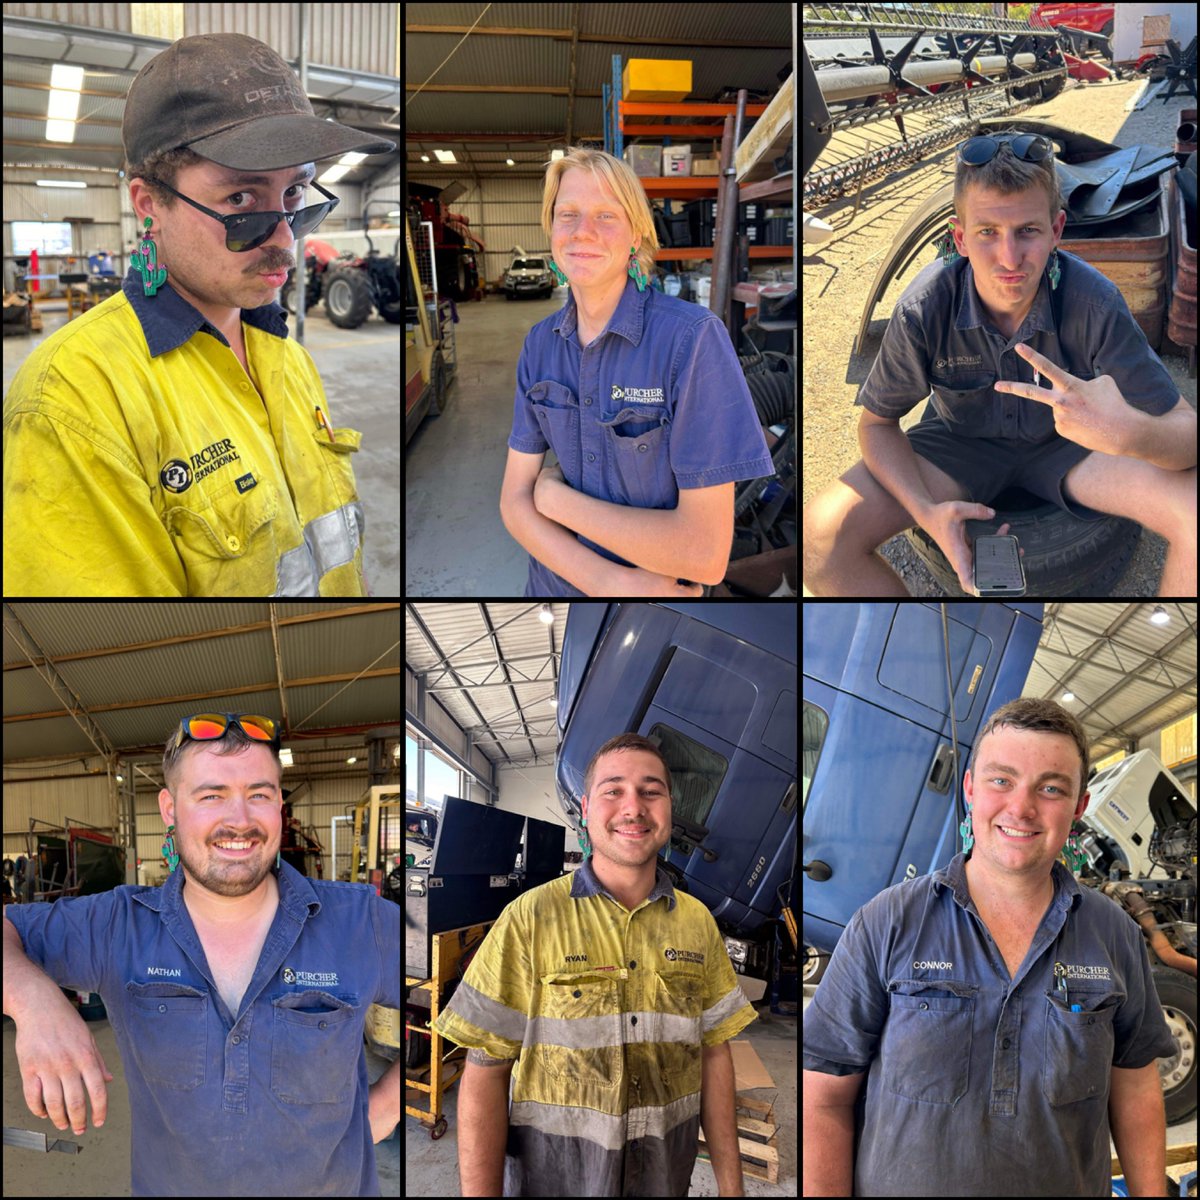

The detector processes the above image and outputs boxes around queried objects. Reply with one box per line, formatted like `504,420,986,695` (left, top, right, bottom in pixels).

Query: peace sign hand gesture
994,343,1134,457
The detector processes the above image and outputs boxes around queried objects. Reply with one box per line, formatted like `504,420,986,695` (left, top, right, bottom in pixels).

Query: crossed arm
500,448,733,587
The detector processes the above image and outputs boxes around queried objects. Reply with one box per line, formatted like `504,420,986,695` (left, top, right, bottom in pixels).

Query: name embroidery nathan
612,384,665,404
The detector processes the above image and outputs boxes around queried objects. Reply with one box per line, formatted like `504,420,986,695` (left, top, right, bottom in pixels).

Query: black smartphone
973,534,1026,597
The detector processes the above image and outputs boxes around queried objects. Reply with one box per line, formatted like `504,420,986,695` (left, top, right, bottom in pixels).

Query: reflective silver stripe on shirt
273,501,365,596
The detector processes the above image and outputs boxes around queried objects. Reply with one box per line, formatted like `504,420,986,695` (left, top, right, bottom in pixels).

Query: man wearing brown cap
3,34,396,598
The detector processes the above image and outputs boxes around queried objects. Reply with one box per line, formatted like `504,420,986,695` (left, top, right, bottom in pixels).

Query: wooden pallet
697,1092,780,1184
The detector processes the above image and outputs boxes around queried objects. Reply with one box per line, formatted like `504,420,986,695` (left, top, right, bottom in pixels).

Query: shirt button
587,453,596,462
584,397,593,406
226,536,241,552
637,444,648,453
573,990,582,998
629,961,637,969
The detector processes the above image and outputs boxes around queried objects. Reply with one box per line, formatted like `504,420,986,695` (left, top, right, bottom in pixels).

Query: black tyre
322,266,374,329
903,486,1141,596
1151,962,1196,1126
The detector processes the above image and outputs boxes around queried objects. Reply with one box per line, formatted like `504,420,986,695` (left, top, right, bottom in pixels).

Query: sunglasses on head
958,134,1053,167
172,713,279,751
142,176,339,253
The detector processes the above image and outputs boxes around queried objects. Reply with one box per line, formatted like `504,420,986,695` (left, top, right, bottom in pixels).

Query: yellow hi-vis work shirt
3,267,367,596
431,858,758,1197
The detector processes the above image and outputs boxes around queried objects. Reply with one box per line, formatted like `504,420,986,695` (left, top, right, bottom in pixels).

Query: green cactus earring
135,215,168,296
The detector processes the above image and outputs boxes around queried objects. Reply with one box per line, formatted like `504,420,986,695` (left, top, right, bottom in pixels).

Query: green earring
135,215,168,296
627,246,648,292
549,260,568,285
162,823,180,873
1062,824,1086,874
1048,249,1061,291
935,228,961,266
959,802,974,855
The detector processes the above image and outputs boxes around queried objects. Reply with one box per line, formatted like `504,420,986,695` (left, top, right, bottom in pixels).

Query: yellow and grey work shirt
3,266,366,596
432,857,758,1198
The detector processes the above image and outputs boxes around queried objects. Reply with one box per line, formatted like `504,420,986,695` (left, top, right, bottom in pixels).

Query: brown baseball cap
122,33,396,169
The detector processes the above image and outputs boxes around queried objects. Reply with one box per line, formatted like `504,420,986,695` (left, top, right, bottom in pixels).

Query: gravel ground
803,72,1196,597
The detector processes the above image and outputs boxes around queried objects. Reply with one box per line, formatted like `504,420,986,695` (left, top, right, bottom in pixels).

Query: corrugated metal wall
3,757,393,885
2,3,398,76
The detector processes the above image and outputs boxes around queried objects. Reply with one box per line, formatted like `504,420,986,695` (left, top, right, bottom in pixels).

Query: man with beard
3,712,401,1196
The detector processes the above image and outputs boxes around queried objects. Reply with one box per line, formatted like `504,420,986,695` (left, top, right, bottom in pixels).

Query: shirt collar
956,257,1057,341
132,856,322,922
552,274,650,348
122,262,289,359
935,850,1083,914
570,854,677,911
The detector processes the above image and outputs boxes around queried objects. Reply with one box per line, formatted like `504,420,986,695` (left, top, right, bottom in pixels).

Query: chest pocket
1041,989,1120,1106
527,381,580,478
599,407,673,508
537,970,620,1088
928,378,1004,439
311,427,363,506
270,990,362,1105
124,981,208,1090
881,979,977,1104
162,476,281,586
651,969,705,1090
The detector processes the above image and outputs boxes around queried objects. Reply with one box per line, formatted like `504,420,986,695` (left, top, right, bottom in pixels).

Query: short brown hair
954,132,1063,228
583,732,672,800
162,719,282,796
125,145,206,210
969,698,1089,799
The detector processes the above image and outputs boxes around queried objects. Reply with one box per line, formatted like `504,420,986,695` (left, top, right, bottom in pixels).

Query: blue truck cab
556,603,798,987
803,602,1045,958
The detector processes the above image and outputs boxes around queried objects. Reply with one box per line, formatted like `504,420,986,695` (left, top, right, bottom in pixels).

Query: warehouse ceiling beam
407,604,512,768
406,24,787,51
477,603,537,762
0,603,399,672
3,604,116,762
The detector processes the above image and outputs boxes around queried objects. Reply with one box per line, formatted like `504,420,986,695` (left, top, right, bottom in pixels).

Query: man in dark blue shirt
804,700,1176,1196
3,715,400,1196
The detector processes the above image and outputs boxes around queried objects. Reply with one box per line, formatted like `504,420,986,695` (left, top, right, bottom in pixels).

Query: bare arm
857,409,936,523
533,477,733,585
1109,1062,1167,1197
456,1051,515,1196
4,914,113,1133
499,448,631,595
802,1068,865,1196
1124,398,1197,472
700,1042,744,1196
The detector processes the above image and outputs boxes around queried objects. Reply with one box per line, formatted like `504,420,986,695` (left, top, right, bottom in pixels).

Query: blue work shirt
804,853,1176,1197
508,276,774,596
856,249,1178,440
5,860,400,1197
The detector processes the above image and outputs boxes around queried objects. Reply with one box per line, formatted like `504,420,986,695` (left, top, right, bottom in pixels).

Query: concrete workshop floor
2,300,400,597
404,1002,797,1196
2,1011,400,1195
405,288,568,598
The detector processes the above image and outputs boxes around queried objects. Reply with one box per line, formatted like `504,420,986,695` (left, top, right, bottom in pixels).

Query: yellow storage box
622,58,692,102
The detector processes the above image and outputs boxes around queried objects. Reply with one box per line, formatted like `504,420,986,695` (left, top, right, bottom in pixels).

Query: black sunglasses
142,176,339,253
958,134,1053,167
